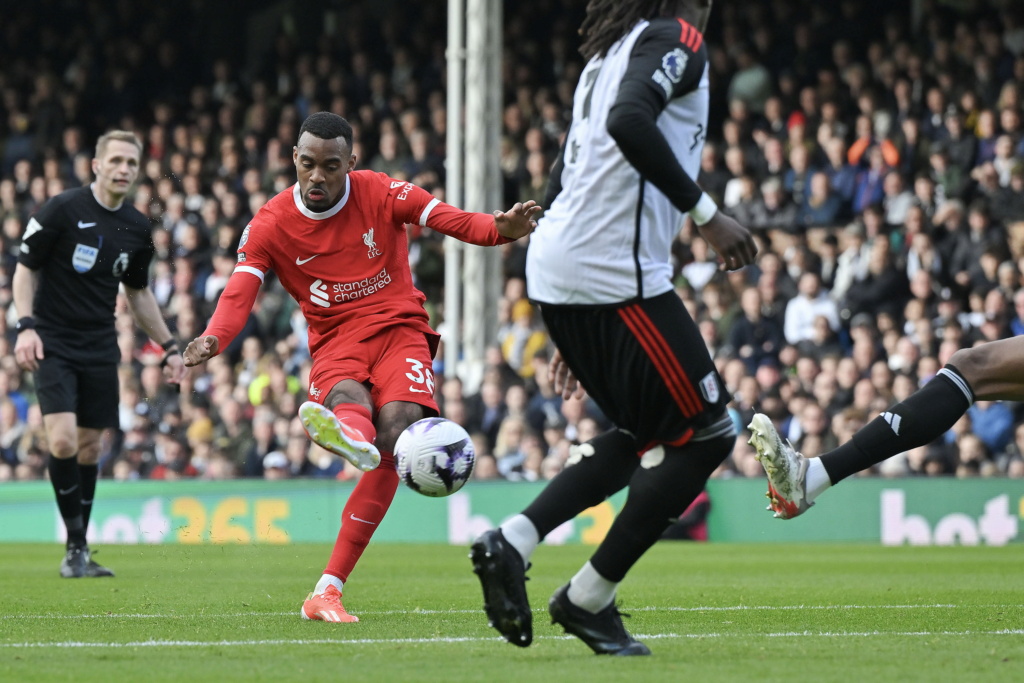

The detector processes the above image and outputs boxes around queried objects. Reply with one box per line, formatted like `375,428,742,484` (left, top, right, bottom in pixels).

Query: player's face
92,140,141,203
293,133,356,212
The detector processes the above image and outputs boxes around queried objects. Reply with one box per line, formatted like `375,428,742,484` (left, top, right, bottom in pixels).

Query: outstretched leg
747,339,1024,517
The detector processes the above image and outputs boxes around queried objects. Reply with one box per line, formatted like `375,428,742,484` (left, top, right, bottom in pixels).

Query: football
394,417,476,497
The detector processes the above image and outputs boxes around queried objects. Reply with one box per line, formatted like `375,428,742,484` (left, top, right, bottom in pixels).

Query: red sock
324,452,398,583
332,403,376,443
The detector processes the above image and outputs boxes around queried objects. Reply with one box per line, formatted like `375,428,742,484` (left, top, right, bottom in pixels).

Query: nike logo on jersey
58,484,79,495
77,220,97,229
409,385,431,394
296,254,320,265
349,513,377,525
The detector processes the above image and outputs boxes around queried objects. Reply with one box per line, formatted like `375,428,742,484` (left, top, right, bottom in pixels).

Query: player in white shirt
471,0,757,656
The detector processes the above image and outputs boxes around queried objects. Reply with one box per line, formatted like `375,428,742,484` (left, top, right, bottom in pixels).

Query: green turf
2,542,1023,682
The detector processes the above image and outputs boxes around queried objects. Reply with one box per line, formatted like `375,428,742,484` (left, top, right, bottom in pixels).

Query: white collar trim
292,176,350,220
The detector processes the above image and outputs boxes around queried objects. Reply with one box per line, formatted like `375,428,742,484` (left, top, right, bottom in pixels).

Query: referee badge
72,243,99,273
112,252,129,277
699,371,720,403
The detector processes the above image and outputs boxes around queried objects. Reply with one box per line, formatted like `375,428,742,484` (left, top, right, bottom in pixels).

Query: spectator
784,272,840,345
725,286,784,373
796,170,845,228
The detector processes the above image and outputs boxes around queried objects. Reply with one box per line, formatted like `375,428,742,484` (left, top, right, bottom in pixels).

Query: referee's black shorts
35,352,119,430
539,290,730,450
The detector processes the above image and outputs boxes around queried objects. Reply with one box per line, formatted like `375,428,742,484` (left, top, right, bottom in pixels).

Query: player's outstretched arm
493,200,542,240
183,335,220,367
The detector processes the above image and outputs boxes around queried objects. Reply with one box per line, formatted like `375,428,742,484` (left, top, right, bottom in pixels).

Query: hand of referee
163,352,187,385
183,335,220,367
494,200,542,240
14,329,44,372
696,212,758,272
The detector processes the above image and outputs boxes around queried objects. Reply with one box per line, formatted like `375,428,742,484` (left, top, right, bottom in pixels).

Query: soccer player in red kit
184,112,539,622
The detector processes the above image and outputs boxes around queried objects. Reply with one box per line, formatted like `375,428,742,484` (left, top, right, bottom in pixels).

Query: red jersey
203,171,509,357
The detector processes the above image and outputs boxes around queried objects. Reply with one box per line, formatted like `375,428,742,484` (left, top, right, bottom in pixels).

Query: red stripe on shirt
618,305,699,417
677,19,691,47
676,18,702,52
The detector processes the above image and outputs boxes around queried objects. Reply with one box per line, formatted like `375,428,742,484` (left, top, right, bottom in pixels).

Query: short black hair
298,112,353,149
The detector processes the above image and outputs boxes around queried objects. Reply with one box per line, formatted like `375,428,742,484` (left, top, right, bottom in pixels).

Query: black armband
16,317,35,333
160,338,179,352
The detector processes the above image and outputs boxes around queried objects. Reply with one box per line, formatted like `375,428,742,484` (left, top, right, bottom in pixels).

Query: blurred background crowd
3,0,1024,485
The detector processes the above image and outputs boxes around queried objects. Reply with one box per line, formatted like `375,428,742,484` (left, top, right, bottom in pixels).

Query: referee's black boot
59,545,88,578
84,548,115,578
549,584,651,656
469,529,532,647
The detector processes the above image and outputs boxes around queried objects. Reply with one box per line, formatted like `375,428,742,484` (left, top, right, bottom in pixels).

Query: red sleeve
200,270,262,353
423,201,512,246
383,175,511,246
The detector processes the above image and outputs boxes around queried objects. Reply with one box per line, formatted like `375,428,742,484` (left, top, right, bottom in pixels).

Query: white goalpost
445,0,504,393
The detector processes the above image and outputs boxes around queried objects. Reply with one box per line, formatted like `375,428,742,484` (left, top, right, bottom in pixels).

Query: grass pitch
2,542,1023,682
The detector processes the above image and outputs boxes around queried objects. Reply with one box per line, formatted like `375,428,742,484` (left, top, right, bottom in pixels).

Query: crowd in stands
4,0,1024,484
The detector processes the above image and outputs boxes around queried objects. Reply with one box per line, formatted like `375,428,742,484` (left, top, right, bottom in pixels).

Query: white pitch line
0,603,969,620
4,630,1024,650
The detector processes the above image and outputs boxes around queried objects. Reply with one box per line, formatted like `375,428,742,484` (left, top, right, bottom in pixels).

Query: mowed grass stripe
5,629,1024,649
0,603,967,620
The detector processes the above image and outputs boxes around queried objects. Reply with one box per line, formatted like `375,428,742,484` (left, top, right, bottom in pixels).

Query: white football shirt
527,18,710,305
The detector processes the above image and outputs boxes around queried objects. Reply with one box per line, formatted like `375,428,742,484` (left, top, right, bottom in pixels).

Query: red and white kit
202,170,510,409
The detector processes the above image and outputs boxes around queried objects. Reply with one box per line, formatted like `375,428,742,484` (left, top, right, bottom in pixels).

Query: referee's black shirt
18,185,154,362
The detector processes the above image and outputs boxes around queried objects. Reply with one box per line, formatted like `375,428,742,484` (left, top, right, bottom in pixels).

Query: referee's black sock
819,365,974,484
79,463,99,532
48,455,86,549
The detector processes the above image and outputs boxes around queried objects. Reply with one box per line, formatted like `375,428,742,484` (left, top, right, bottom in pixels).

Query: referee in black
13,130,186,578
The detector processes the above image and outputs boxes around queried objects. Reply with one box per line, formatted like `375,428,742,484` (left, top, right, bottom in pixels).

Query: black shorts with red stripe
539,290,730,450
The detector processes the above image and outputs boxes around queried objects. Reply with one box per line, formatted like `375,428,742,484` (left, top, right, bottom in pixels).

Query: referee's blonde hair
95,130,142,159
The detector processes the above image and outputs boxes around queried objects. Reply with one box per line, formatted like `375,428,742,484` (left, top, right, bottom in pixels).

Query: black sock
590,435,730,582
79,463,98,532
820,365,974,484
48,455,86,549
523,429,639,539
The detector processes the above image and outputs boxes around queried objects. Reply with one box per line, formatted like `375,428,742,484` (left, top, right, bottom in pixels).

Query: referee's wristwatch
160,338,180,368
15,317,35,334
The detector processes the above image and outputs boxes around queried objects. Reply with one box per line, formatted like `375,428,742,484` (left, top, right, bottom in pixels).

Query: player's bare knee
324,382,372,414
949,346,987,388
48,437,77,459
377,405,428,453
375,424,403,454
77,445,101,465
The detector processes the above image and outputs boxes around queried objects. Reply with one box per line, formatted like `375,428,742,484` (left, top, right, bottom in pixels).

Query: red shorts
307,325,440,415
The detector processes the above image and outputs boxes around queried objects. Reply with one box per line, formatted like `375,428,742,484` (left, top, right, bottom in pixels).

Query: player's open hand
494,200,542,240
183,335,220,367
548,347,585,401
14,329,44,372
696,212,758,272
